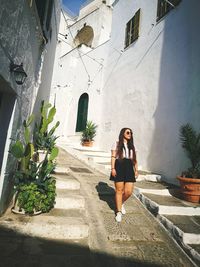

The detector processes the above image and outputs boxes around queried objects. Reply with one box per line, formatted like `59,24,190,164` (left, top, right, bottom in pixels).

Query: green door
76,93,89,132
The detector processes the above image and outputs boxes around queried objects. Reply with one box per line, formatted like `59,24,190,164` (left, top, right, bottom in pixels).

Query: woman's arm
111,150,117,176
134,161,138,178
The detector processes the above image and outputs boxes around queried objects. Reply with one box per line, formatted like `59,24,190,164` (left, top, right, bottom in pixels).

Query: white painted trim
0,100,16,199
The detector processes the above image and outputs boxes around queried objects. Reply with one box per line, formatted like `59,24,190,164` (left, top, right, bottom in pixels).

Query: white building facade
52,0,200,184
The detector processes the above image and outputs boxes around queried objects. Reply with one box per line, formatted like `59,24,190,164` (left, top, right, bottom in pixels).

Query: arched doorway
76,93,89,132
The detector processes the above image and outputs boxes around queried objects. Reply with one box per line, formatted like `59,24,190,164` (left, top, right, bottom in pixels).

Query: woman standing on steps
110,128,138,222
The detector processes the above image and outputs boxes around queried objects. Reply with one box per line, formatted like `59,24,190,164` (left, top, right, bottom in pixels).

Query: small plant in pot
81,120,97,147
33,101,60,162
177,123,200,203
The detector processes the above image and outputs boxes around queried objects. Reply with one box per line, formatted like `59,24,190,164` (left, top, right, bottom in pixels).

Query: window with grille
157,0,181,22
124,9,140,49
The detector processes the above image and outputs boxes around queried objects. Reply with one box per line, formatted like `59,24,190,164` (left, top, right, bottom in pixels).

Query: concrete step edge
2,218,89,240
135,191,200,266
56,179,80,190
134,189,200,216
135,187,174,196
54,166,70,174
159,215,200,245
158,214,200,266
55,196,85,209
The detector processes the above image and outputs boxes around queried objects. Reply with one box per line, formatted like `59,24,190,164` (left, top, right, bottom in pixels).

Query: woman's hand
111,168,117,177
134,169,138,178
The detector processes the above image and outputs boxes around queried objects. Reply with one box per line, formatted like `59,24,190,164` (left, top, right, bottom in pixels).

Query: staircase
0,152,89,242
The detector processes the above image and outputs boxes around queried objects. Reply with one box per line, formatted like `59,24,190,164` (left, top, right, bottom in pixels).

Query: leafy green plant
81,120,98,143
17,178,56,214
34,101,60,152
12,148,58,215
179,123,200,178
10,114,59,215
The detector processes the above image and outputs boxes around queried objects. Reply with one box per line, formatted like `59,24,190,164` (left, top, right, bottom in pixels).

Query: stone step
53,166,70,175
135,191,200,216
163,215,200,244
2,213,89,240
56,188,80,197
47,207,86,217
134,186,200,265
55,195,85,210
81,151,110,157
135,187,178,196
56,176,80,190
58,134,82,145
90,157,110,164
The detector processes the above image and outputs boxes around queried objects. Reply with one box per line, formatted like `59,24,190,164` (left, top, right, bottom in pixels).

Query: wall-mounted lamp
10,62,27,85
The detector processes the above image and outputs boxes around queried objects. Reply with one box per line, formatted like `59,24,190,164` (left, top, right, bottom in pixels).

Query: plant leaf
10,141,24,158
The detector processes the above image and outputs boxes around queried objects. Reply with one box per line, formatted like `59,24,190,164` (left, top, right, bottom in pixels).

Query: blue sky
62,0,86,15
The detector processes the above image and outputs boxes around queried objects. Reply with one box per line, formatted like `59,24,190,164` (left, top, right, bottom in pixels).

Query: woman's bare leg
114,182,125,212
123,182,134,203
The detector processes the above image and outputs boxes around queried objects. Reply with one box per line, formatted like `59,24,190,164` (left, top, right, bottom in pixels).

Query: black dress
110,142,136,183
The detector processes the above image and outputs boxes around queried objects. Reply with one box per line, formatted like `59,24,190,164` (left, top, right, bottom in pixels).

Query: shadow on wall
147,2,200,184
0,224,161,267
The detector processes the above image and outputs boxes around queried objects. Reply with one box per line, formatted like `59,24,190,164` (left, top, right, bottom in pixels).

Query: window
157,0,182,22
35,0,54,41
124,9,140,49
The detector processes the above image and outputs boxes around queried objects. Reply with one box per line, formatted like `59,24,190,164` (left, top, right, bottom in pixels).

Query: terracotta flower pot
82,141,93,147
177,176,200,203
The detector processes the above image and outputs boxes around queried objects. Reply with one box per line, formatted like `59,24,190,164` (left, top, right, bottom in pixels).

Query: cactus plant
10,114,35,177
34,101,60,152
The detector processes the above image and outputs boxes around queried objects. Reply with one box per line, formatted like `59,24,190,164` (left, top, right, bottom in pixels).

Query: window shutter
124,8,141,48
125,20,131,48
133,8,140,42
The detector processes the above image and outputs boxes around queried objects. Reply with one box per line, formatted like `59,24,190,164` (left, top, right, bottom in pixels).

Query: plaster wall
0,0,60,215
99,0,200,184
51,5,112,141
60,5,112,50
79,0,114,18
51,41,109,141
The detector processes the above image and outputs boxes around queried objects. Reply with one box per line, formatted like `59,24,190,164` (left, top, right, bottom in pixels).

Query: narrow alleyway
0,148,196,267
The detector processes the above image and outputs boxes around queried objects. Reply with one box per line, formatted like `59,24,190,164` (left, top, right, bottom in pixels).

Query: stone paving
60,141,200,266
0,147,198,267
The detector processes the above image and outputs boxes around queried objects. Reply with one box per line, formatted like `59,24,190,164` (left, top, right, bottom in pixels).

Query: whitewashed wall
51,3,112,141
99,0,200,184
52,0,200,185
0,0,60,215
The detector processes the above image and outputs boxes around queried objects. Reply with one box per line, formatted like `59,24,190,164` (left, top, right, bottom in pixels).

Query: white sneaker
115,211,122,222
121,204,126,215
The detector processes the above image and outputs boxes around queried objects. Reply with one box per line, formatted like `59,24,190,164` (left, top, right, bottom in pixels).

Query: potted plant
177,123,200,203
34,101,60,162
10,115,59,215
81,120,97,147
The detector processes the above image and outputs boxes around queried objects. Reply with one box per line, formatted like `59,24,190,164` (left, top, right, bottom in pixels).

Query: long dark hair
116,128,137,164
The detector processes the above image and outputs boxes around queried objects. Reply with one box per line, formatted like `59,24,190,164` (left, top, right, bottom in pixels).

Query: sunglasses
125,131,132,135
